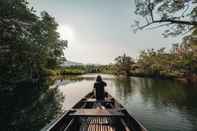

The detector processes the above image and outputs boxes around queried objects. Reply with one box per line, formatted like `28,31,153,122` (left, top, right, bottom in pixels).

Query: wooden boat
42,91,147,131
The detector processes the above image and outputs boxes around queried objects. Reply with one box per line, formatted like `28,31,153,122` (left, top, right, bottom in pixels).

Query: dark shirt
94,81,107,100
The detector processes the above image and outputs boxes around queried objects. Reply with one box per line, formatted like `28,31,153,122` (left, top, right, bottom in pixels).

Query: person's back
94,76,107,100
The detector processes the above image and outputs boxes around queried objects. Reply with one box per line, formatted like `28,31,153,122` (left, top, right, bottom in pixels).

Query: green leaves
0,0,67,83
114,54,135,76
135,28,197,78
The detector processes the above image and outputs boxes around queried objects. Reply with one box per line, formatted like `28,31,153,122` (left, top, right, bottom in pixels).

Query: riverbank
129,72,197,84
48,67,197,84
46,68,85,76
47,65,113,77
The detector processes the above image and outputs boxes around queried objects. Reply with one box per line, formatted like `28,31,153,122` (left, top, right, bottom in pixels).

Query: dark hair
96,75,102,82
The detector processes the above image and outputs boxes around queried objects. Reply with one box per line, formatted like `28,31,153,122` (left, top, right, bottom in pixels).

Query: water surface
1,74,197,131
58,74,197,131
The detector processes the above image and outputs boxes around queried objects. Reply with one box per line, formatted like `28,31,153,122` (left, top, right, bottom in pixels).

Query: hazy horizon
29,0,183,64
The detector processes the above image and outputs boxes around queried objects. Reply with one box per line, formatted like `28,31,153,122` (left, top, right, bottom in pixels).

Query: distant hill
60,60,83,67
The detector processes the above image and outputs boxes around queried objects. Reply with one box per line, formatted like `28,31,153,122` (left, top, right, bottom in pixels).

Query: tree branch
139,19,197,30
147,23,172,30
148,0,154,21
153,19,197,25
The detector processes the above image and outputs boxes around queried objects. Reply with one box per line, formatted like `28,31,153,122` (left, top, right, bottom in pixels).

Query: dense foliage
56,65,114,76
60,66,86,75
0,0,67,83
111,29,197,82
130,0,197,82
114,54,135,76
129,29,197,81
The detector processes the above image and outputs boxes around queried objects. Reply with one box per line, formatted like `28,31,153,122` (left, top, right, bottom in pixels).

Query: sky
29,0,182,64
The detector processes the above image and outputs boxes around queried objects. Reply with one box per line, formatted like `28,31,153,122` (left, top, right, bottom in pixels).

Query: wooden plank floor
70,109,124,117
80,117,115,131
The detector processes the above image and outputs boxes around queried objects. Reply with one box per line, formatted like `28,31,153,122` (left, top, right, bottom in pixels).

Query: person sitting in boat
94,75,107,100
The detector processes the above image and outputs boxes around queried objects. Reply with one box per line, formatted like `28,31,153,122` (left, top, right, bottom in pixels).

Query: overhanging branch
139,19,197,30
153,19,197,26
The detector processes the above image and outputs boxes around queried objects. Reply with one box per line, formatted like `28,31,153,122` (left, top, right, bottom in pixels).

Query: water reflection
110,76,197,131
139,78,197,131
112,77,134,102
0,80,64,131
2,74,197,131
60,74,197,131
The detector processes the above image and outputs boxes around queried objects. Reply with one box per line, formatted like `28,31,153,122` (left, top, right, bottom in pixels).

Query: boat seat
79,117,116,131
69,109,124,117
83,98,112,103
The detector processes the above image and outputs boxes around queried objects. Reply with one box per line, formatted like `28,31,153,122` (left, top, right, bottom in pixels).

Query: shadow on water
0,80,64,131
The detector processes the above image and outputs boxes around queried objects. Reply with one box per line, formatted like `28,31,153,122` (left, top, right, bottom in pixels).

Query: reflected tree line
113,76,197,109
113,77,134,100
1,74,196,131
112,76,197,127
0,80,64,131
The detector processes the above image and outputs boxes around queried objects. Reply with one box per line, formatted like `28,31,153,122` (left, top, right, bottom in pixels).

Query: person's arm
103,81,107,87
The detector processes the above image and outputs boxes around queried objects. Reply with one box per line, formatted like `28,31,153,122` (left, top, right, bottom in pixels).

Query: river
1,74,197,131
